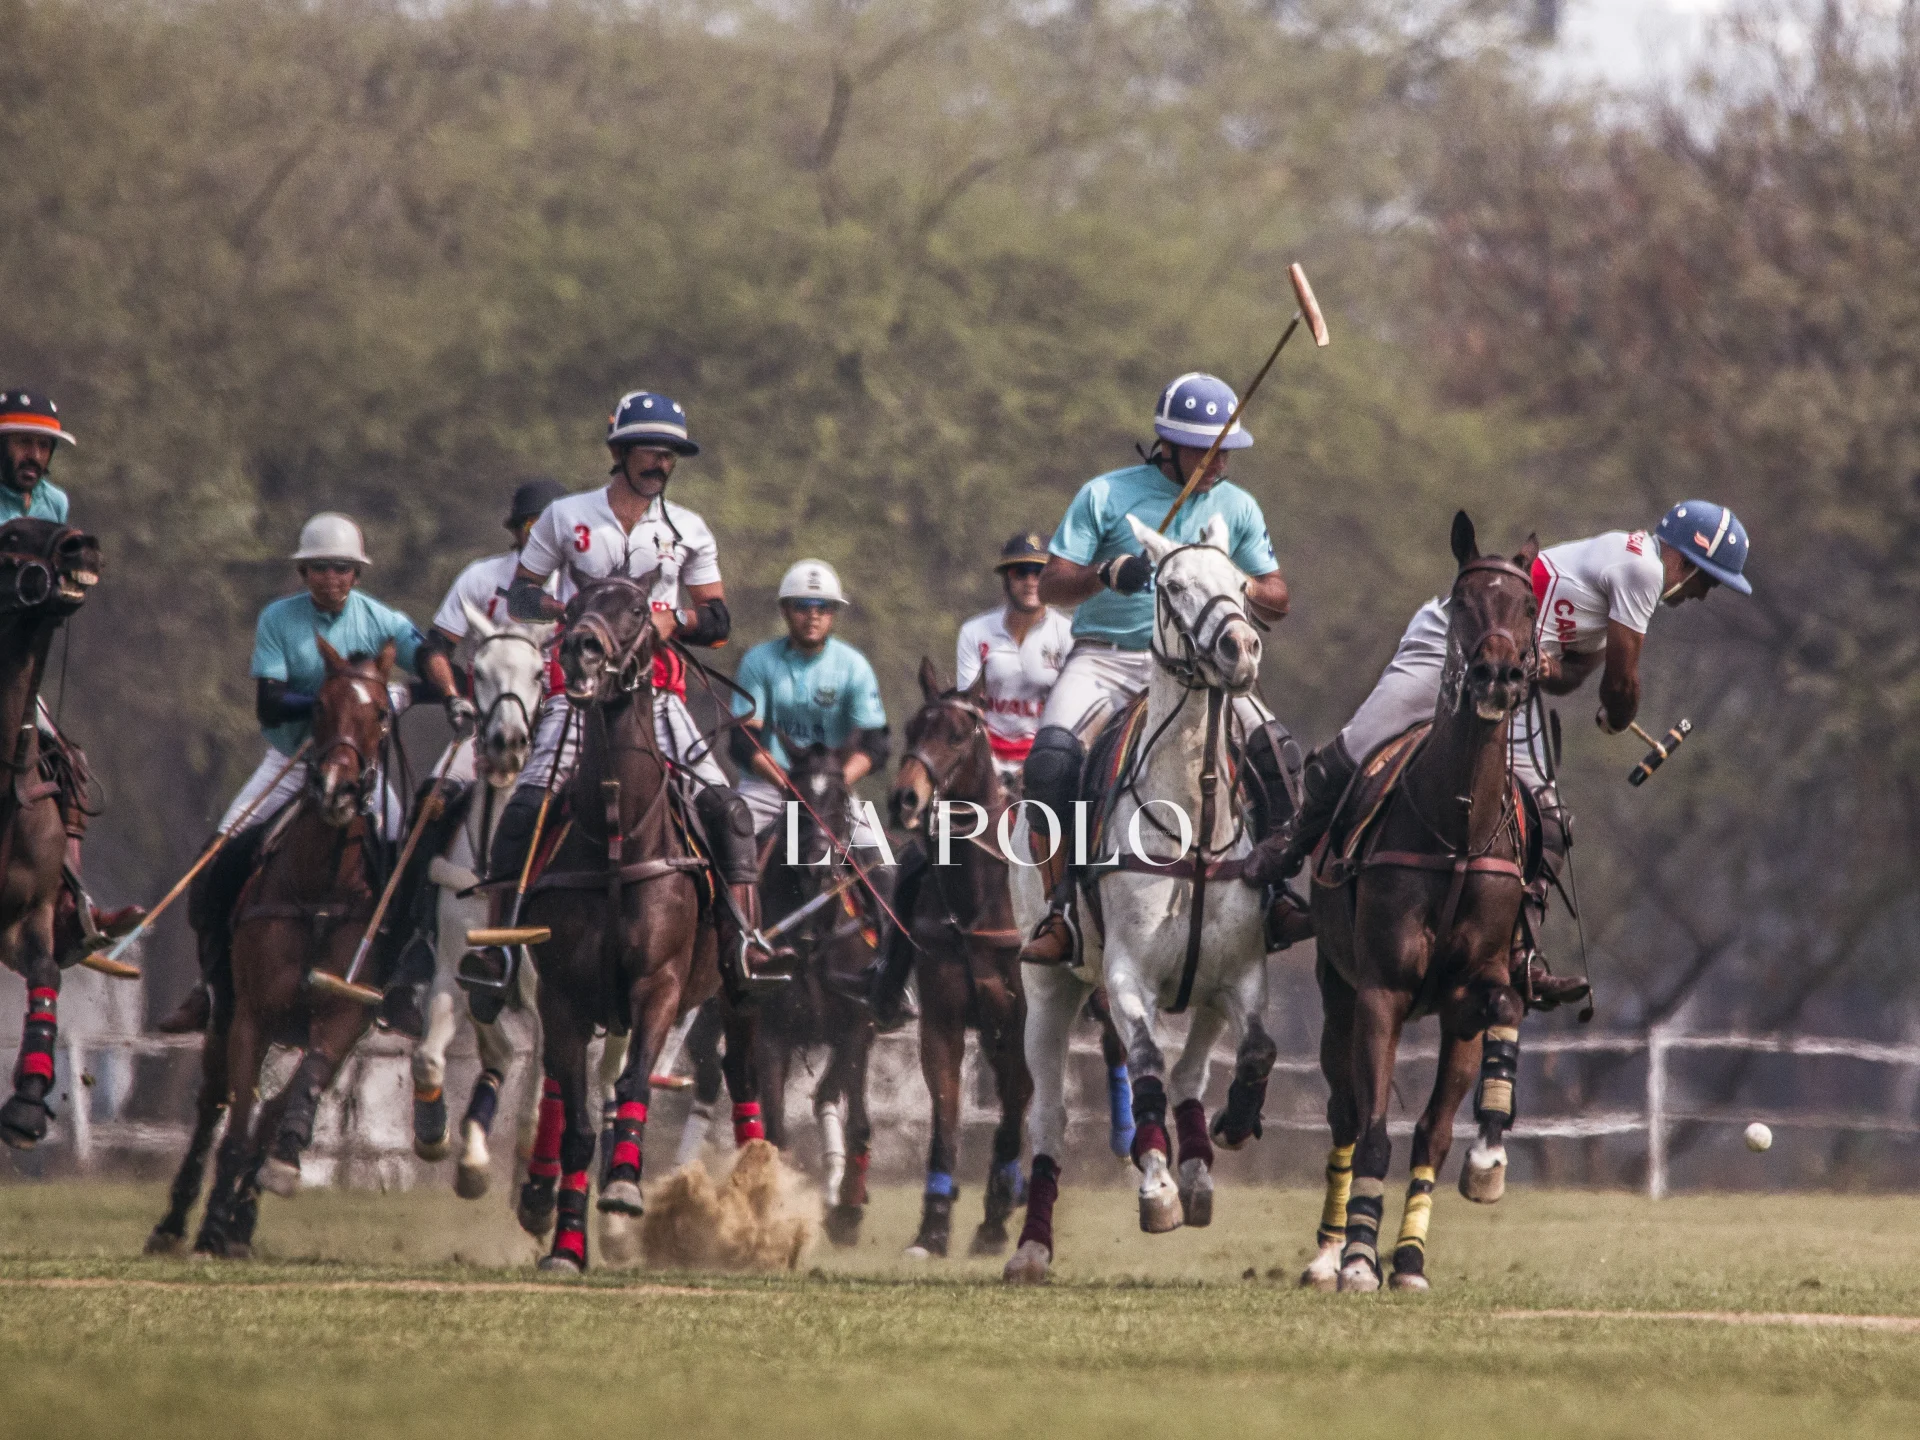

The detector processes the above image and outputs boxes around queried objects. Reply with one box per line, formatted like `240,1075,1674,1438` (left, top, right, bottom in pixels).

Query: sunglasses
304,561,358,576
786,600,834,614
1004,564,1044,580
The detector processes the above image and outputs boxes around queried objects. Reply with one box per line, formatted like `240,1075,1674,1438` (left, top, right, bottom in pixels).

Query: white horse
410,602,561,1197
1006,514,1274,1282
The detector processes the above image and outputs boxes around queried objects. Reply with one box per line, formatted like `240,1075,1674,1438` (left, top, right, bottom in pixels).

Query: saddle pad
1314,722,1431,887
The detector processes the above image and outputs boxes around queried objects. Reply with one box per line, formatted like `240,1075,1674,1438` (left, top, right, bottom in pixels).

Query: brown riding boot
1513,952,1590,1011
156,983,213,1035
1016,848,1076,966
720,882,792,1004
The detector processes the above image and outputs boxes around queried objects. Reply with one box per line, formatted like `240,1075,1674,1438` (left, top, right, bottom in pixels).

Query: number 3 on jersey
573,524,591,554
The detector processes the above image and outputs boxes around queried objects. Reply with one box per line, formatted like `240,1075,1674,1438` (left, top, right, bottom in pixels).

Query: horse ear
375,640,398,680
315,633,346,673
1200,514,1230,553
462,600,498,640
1451,511,1479,569
964,666,988,705
918,656,941,704
1515,532,1540,571
1125,514,1177,566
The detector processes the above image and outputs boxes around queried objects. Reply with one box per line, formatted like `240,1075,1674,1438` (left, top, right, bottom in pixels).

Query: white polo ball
1744,1121,1773,1153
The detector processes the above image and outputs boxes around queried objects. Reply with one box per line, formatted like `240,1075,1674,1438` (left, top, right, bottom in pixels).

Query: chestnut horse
1303,513,1537,1293
0,519,101,1150
149,639,399,1257
516,574,752,1273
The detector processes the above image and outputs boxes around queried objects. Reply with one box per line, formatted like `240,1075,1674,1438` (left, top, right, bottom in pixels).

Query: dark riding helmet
506,476,567,529
994,532,1049,572
606,390,699,457
1655,500,1752,595
0,389,77,448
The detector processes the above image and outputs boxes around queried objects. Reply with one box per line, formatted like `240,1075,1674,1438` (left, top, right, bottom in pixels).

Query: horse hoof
258,1157,301,1199
1137,1152,1183,1235
1300,1240,1343,1291
599,1213,641,1267
1337,1258,1381,1293
454,1162,490,1201
1003,1240,1051,1285
1460,1144,1507,1204
0,1093,49,1150
1177,1158,1213,1228
823,1204,864,1249
902,1244,936,1262
518,1202,555,1238
537,1253,583,1276
1389,1271,1430,1292
597,1179,643,1216
969,1223,1009,1258
413,1136,452,1163
143,1228,188,1257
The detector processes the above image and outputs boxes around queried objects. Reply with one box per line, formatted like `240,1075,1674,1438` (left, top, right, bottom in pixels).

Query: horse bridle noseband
469,628,546,739
903,698,992,813
1149,544,1255,691
311,697,390,814
563,576,656,699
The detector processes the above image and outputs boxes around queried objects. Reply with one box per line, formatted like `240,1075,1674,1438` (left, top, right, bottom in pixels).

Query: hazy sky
1544,0,1733,88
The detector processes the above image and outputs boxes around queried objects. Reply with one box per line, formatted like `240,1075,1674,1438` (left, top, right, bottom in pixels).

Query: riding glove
1099,554,1152,594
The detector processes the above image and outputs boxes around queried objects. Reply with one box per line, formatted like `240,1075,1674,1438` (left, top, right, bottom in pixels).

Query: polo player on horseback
1016,372,1298,967
868,532,1070,1026
157,512,460,1033
1252,502,1755,1008
727,558,891,843
498,390,777,999
0,387,144,961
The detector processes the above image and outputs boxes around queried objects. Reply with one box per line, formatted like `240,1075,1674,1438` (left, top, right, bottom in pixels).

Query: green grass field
3,1177,1918,1439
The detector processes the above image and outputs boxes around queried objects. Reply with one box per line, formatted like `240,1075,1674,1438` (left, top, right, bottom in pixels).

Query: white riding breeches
521,691,729,795
735,775,884,849
216,747,405,842
1037,642,1274,749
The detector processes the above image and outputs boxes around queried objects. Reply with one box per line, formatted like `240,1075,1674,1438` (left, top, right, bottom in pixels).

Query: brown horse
0,519,101,1150
1304,512,1538,1293
515,574,751,1273
887,661,1034,1259
149,639,398,1257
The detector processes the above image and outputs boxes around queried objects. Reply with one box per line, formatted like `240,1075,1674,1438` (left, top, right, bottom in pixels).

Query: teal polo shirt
0,480,70,524
250,589,424,754
731,636,887,768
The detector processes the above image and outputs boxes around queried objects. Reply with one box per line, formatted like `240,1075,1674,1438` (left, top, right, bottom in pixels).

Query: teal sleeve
848,654,887,730
1048,481,1106,567
1230,497,1279,577
250,609,290,682
731,648,768,721
44,485,69,524
385,606,425,674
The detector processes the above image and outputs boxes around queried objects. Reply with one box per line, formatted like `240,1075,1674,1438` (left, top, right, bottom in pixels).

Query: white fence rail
9,1024,1920,1196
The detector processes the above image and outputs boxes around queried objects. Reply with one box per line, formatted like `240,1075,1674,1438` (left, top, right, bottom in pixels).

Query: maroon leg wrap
1016,1154,1061,1255
609,1100,646,1181
1174,1098,1214,1170
528,1077,564,1180
551,1172,590,1266
732,1101,764,1146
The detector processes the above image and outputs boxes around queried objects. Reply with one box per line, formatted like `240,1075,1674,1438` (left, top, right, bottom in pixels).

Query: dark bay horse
0,519,101,1149
887,661,1032,1259
517,574,752,1273
149,639,398,1257
1304,512,1537,1293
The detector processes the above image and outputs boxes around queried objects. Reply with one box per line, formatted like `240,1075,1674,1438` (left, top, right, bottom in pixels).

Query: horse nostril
1219,635,1240,663
1470,662,1494,685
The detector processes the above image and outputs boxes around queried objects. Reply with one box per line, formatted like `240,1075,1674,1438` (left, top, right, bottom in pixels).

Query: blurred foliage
1,0,1911,1033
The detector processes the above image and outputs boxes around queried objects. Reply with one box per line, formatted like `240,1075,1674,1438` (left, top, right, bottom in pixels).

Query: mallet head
1289,263,1329,347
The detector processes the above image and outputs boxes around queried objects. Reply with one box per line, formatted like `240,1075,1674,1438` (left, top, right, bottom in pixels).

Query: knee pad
1242,719,1305,826
1022,727,1085,820
485,789,546,883
695,786,759,886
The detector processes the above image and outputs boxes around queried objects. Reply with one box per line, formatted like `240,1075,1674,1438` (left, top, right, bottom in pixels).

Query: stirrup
1017,907,1078,967
728,931,793,1002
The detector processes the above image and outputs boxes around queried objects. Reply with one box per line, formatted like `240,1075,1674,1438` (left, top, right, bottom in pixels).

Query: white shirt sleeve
677,510,722,588
519,505,567,580
431,558,496,637
1606,548,1664,636
955,616,987,691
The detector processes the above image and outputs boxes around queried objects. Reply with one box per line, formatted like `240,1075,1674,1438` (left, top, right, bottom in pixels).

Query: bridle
1437,556,1540,719
1148,544,1256,692
562,575,657,700
309,681,391,815
469,628,546,752
902,697,993,818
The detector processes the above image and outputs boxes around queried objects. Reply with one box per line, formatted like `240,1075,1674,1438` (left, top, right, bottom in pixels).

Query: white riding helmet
292,512,372,567
777,558,847,607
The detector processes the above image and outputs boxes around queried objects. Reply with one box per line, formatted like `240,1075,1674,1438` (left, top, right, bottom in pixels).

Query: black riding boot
1510,807,1589,1012
1250,738,1358,885
374,780,471,1037
696,786,790,1004
157,824,269,1034
867,842,927,1031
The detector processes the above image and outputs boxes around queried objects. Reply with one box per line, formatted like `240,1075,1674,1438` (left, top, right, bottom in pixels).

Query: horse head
891,656,992,833
1127,512,1262,695
1444,511,1540,724
557,575,656,705
0,519,100,617
308,636,394,827
461,599,554,788
781,730,852,863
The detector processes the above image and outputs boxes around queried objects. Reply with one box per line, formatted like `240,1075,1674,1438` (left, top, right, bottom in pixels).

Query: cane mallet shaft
1627,718,1693,787
97,738,316,972
313,739,473,1005
464,710,570,953
1159,262,1328,533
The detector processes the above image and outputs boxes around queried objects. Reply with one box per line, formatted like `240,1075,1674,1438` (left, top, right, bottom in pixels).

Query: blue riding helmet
1153,372,1253,452
606,390,699,456
1655,500,1752,595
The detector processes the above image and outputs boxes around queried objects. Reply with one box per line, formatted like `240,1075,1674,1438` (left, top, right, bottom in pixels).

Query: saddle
1312,722,1543,893
525,778,713,910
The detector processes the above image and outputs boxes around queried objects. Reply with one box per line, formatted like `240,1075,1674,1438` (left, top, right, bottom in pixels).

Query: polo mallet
311,738,473,1006
1626,718,1693,787
90,738,317,979
1158,261,1329,533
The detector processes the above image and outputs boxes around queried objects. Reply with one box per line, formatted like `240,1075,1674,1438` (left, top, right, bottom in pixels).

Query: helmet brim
609,431,700,457
1154,422,1253,452
0,420,76,447
1691,556,1752,595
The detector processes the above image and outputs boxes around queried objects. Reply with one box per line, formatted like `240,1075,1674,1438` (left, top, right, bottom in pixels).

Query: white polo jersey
955,605,1073,763
431,550,558,638
521,486,722,603
1530,530,1664,657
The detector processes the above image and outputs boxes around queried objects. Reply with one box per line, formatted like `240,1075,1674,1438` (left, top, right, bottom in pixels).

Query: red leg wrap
732,1101,764,1146
1130,1120,1170,1168
1174,1098,1214,1169
17,988,57,1084
551,1171,590,1264
844,1150,870,1206
529,1077,564,1179
1016,1154,1060,1254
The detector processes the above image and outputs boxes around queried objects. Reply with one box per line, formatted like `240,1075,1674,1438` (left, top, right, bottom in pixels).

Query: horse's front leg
971,963,1030,1258
718,996,764,1147
675,998,727,1168
195,1005,268,1259
1167,1002,1226,1230
907,969,963,1260
260,1002,372,1199
1393,1000,1480,1291
1460,971,1524,1204
536,1001,597,1274
1101,932,1181,1236
453,994,521,1201
147,1005,231,1253
1339,981,1410,1293
1302,960,1359,1290
1004,962,1090,1284
0,905,62,1149
410,984,459,1164
817,1006,874,1247
599,969,678,1216
1088,989,1134,1158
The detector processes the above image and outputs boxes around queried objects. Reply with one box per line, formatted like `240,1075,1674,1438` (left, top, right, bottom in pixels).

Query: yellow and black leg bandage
1391,1165,1437,1274
1317,1142,1355,1247
1341,1175,1385,1271
1474,1025,1520,1130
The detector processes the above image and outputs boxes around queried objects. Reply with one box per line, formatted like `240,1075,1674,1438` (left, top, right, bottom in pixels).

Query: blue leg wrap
925,1170,956,1198
1108,1065,1136,1158
994,1157,1026,1205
